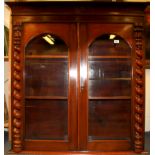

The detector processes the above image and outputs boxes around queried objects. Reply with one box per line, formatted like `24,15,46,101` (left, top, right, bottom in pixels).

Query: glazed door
23,23,78,151
78,23,134,151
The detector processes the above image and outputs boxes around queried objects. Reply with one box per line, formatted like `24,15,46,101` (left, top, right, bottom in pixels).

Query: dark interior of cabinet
25,33,68,56
25,58,68,97
25,99,68,140
88,34,132,141
24,33,133,141
24,34,69,140
89,99,131,140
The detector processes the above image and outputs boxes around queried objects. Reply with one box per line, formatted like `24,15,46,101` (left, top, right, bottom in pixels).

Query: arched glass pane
26,34,68,56
89,34,131,56
88,34,131,141
24,34,68,140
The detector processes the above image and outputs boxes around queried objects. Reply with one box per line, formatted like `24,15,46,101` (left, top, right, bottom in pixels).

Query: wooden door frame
78,23,145,152
11,22,78,152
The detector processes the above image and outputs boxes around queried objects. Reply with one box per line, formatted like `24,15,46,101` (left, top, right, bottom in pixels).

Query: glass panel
25,34,68,140
25,99,68,140
89,34,131,56
88,34,131,141
89,100,131,140
89,80,131,97
26,34,68,56
89,59,131,79
25,58,68,97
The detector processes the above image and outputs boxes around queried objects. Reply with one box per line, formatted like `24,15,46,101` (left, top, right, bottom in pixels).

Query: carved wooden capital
12,22,23,153
134,23,145,153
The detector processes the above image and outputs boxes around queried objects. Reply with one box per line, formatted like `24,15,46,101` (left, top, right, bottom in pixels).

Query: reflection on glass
42,34,55,45
88,34,131,141
25,34,68,140
109,34,116,40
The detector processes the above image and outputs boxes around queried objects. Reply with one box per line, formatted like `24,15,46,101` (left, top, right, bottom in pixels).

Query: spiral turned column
12,23,23,153
134,23,145,153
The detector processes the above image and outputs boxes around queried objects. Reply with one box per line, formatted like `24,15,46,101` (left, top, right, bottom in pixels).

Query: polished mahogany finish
6,1,148,154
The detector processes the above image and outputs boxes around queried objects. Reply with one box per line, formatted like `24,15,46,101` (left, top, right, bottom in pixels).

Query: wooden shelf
25,96,68,100
88,56,131,59
89,96,131,100
89,78,131,81
25,55,68,59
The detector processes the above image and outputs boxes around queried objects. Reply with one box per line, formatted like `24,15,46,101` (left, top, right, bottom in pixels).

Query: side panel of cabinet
12,23,78,152
78,23,135,151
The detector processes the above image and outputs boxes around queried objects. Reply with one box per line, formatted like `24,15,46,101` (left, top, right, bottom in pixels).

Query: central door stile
78,23,89,150
68,23,79,150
